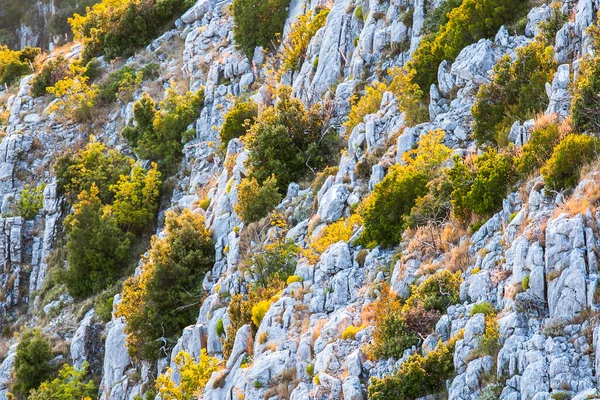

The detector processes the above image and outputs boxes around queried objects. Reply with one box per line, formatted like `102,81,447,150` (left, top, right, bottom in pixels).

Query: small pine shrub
17,183,45,221
472,40,556,146
541,134,599,191
368,333,463,400
117,209,215,361
219,97,258,151
12,329,54,397
235,175,282,223
98,66,143,104
517,122,562,177
231,0,291,57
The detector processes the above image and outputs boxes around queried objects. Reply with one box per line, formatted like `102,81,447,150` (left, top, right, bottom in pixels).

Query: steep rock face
1,0,600,399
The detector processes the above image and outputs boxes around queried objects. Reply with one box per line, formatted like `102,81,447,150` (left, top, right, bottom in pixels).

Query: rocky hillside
0,0,599,399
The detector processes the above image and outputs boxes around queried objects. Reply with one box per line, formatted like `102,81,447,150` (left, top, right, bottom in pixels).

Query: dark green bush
571,25,600,133
244,86,339,194
409,0,530,92
368,333,461,400
122,90,203,175
472,40,556,146
358,130,451,248
517,122,562,177
64,185,130,298
98,66,142,104
449,149,517,223
231,0,291,57
55,138,131,205
541,134,599,191
219,97,257,151
28,362,97,400
70,0,192,61
12,329,54,398
30,56,70,97
117,209,215,361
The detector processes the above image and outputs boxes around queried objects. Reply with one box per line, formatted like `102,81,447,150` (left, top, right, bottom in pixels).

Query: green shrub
538,2,568,46
368,333,462,400
231,0,291,57
122,89,204,175
235,175,282,223
109,162,161,233
406,269,462,313
344,82,386,135
216,319,225,337
244,86,339,194
409,0,530,92
0,46,38,86
571,22,600,133
55,138,132,205
219,97,257,151
12,329,54,397
422,0,462,34
17,183,45,221
354,5,363,20
358,130,451,247
156,350,220,399
249,236,298,289
70,0,192,61
541,134,599,191
472,40,556,146
470,302,496,317
94,285,120,323
517,122,562,176
448,149,517,223
46,65,99,122
98,66,142,104
117,209,215,361
522,275,530,291
28,362,96,400
286,275,303,284
306,363,315,377
279,9,330,76
64,185,131,298
30,56,70,97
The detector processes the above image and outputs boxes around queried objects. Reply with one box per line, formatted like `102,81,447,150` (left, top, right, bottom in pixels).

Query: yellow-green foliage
409,0,530,92
448,149,517,223
234,175,282,223
55,137,132,205
122,89,204,175
286,275,303,284
358,129,452,247
17,183,46,221
252,299,274,327
304,214,363,263
387,66,428,125
368,270,462,360
572,18,600,133
108,162,161,233
46,64,99,122
470,302,496,317
472,40,556,146
28,363,96,400
344,82,386,135
541,134,600,191
70,0,191,61
156,350,220,399
517,122,562,177
117,209,215,361
279,8,330,76
341,325,365,340
368,332,464,400
0,45,38,86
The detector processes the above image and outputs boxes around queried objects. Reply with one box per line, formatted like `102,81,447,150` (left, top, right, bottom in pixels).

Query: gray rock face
318,184,350,223
71,309,104,371
451,39,496,86
101,319,131,399
318,241,353,274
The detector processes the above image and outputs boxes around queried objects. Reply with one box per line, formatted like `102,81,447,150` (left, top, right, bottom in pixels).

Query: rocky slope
1,0,600,399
